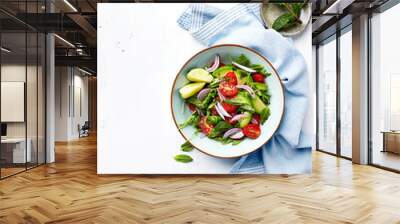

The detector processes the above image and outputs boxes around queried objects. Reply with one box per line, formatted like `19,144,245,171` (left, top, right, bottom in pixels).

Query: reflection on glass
27,31,38,169
318,38,337,154
340,30,352,158
38,33,46,165
1,32,27,177
371,4,400,171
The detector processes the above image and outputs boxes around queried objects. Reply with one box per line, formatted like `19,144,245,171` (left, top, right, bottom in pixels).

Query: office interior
0,0,399,177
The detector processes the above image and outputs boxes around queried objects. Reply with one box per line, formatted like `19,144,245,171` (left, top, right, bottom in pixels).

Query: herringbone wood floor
1,135,400,224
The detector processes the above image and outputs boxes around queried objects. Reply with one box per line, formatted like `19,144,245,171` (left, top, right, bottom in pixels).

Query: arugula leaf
208,121,232,138
180,141,193,152
179,112,199,129
186,90,217,110
207,115,222,125
174,154,193,163
250,64,268,76
235,54,251,67
209,78,221,88
186,97,202,109
272,13,297,31
253,82,268,91
259,107,270,125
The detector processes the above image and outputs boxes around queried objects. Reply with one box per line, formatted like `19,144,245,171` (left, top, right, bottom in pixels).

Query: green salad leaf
174,154,193,163
235,54,251,67
186,89,217,110
207,115,222,125
250,64,269,76
208,121,232,138
259,107,271,125
256,89,271,105
180,141,193,152
209,78,221,88
179,112,200,129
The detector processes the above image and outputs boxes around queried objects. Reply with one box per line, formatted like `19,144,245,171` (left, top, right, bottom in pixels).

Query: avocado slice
238,112,252,128
212,65,233,78
179,82,206,99
251,95,268,114
187,68,213,83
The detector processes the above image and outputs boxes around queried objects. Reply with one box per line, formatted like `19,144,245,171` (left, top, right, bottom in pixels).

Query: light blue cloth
177,4,312,174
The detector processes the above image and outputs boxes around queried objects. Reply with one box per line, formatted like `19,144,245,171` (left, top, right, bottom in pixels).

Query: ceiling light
78,67,93,76
1,47,11,53
63,0,78,12
54,34,75,48
323,0,355,15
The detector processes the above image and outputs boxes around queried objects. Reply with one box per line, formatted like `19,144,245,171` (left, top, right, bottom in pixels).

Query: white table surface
97,3,312,174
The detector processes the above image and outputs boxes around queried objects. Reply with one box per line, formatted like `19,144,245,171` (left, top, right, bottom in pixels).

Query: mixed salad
178,54,271,145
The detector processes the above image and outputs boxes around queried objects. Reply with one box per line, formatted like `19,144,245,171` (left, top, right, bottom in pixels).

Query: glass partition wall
0,4,46,179
370,3,400,172
316,27,353,159
317,36,337,155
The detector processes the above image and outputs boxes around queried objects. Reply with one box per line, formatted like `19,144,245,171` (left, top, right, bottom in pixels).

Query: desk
1,138,31,163
382,131,400,154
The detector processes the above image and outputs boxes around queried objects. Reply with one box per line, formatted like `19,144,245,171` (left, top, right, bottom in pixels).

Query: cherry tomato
224,71,238,85
199,116,213,135
218,82,238,97
252,73,265,83
188,104,196,112
243,124,261,139
252,114,260,124
222,102,238,114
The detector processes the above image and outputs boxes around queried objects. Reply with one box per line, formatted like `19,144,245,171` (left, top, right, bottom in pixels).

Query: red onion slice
206,55,220,73
251,118,258,124
230,114,247,122
223,128,242,139
197,88,211,101
230,131,244,139
217,102,232,118
217,88,226,101
237,85,255,98
214,105,226,120
196,108,204,116
232,62,256,73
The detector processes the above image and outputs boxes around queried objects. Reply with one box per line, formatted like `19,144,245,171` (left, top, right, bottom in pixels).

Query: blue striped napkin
178,4,312,174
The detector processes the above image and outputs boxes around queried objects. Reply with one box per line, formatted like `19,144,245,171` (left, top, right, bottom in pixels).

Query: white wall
55,67,89,141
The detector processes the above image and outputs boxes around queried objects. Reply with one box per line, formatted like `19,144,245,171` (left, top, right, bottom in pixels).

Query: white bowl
171,44,285,158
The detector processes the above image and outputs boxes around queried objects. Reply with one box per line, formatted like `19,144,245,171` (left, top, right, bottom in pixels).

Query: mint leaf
174,154,193,163
180,141,193,152
292,3,306,17
272,13,296,31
